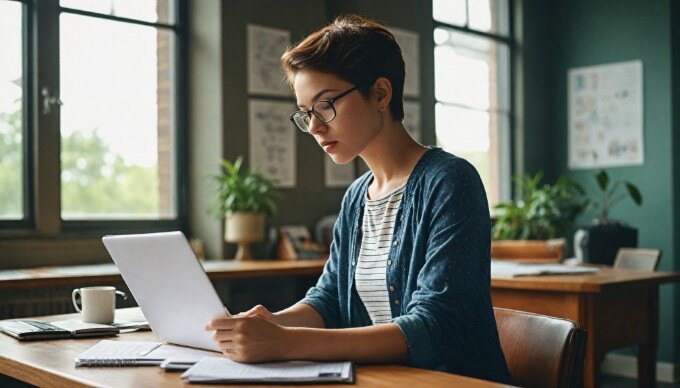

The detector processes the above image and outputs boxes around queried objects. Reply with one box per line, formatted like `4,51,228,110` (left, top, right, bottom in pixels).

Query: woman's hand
205,315,291,363
236,304,276,320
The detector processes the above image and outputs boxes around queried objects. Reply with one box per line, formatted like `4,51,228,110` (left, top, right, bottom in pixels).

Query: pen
139,343,163,357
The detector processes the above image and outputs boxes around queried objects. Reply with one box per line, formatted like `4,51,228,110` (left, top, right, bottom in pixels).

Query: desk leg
583,347,604,388
638,344,657,388
638,288,659,388
582,293,604,388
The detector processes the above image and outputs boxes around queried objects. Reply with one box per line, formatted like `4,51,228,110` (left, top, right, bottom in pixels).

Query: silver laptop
103,231,230,352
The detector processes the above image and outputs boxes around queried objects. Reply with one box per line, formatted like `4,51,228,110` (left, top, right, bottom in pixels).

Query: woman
205,14,512,384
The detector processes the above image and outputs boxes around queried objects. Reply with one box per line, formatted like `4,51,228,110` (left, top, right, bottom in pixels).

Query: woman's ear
372,77,393,112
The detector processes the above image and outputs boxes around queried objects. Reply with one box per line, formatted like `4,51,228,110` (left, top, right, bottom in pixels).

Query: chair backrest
494,307,587,388
613,248,661,271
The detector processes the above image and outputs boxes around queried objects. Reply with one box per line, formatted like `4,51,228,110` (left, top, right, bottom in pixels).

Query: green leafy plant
591,170,642,224
492,172,588,240
211,156,280,218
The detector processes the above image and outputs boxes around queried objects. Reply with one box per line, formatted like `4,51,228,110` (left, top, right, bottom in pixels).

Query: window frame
0,0,188,238
432,0,515,206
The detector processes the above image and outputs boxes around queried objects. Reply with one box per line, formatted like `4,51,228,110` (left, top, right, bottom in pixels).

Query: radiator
0,283,135,320
0,285,76,320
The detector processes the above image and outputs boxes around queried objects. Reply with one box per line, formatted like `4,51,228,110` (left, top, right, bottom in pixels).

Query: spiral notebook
75,340,165,366
75,340,220,367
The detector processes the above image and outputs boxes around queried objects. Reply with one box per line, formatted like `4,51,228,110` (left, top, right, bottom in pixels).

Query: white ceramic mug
71,286,127,324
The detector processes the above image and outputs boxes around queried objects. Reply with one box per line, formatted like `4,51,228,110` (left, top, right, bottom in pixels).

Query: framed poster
568,60,644,169
247,24,290,96
249,99,296,187
391,27,420,97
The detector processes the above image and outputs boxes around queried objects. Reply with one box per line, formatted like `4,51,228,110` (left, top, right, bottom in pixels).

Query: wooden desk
0,309,509,388
3,261,677,387
0,259,328,290
491,268,680,388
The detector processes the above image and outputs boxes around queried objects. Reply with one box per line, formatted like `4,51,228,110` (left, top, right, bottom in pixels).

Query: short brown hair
281,14,405,121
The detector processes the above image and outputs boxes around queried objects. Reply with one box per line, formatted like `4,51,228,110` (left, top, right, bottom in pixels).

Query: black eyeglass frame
289,86,359,132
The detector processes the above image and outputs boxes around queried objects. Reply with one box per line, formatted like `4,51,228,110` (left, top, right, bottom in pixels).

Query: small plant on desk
590,169,642,225
211,156,281,260
492,171,588,240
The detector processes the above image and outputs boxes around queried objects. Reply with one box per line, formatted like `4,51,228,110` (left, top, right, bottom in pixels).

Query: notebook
75,340,165,366
0,319,119,340
181,357,354,384
74,340,220,367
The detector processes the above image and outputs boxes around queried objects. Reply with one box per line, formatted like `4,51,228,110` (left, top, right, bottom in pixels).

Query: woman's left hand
205,315,291,363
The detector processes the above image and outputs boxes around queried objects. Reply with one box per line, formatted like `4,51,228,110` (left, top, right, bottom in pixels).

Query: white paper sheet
247,24,291,96
249,99,297,188
491,260,600,278
182,357,352,383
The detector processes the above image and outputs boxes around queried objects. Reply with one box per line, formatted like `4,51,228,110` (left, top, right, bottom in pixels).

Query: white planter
224,212,265,260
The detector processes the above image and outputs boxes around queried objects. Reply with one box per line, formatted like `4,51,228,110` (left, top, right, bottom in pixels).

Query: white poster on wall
403,101,422,142
568,60,644,169
390,27,420,97
247,24,291,96
324,154,355,188
249,99,296,188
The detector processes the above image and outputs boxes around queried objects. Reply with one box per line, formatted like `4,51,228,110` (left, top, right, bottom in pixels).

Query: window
0,0,25,221
0,0,186,236
433,0,512,207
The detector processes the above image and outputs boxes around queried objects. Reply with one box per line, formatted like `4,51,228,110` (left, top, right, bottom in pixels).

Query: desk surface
2,259,678,294
0,259,328,289
0,309,508,388
490,266,680,293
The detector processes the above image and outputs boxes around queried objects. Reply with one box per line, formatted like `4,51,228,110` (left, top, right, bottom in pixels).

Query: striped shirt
356,181,407,325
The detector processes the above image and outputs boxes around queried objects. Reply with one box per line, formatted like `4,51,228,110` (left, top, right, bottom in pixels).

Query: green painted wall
523,0,679,363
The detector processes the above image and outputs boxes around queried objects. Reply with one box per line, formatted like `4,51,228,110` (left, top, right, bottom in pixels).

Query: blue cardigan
300,146,513,384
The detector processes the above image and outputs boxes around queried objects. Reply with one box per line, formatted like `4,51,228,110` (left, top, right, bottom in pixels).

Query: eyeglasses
289,86,358,132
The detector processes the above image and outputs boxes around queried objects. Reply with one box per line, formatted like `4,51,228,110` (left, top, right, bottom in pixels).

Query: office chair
494,307,587,388
613,248,661,272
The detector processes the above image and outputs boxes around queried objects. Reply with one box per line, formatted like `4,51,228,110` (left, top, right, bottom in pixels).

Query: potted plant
492,172,588,261
212,156,280,260
573,170,642,265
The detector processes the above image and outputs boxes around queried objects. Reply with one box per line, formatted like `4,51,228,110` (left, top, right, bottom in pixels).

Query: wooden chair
613,248,661,272
494,307,587,388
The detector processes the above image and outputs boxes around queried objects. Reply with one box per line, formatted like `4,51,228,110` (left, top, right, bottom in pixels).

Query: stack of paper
153,345,220,371
491,260,600,278
181,357,354,384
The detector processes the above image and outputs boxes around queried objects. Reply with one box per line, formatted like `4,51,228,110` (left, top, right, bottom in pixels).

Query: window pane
468,0,510,36
433,0,467,27
0,0,24,220
435,104,508,206
60,13,175,220
60,0,174,24
434,27,509,112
